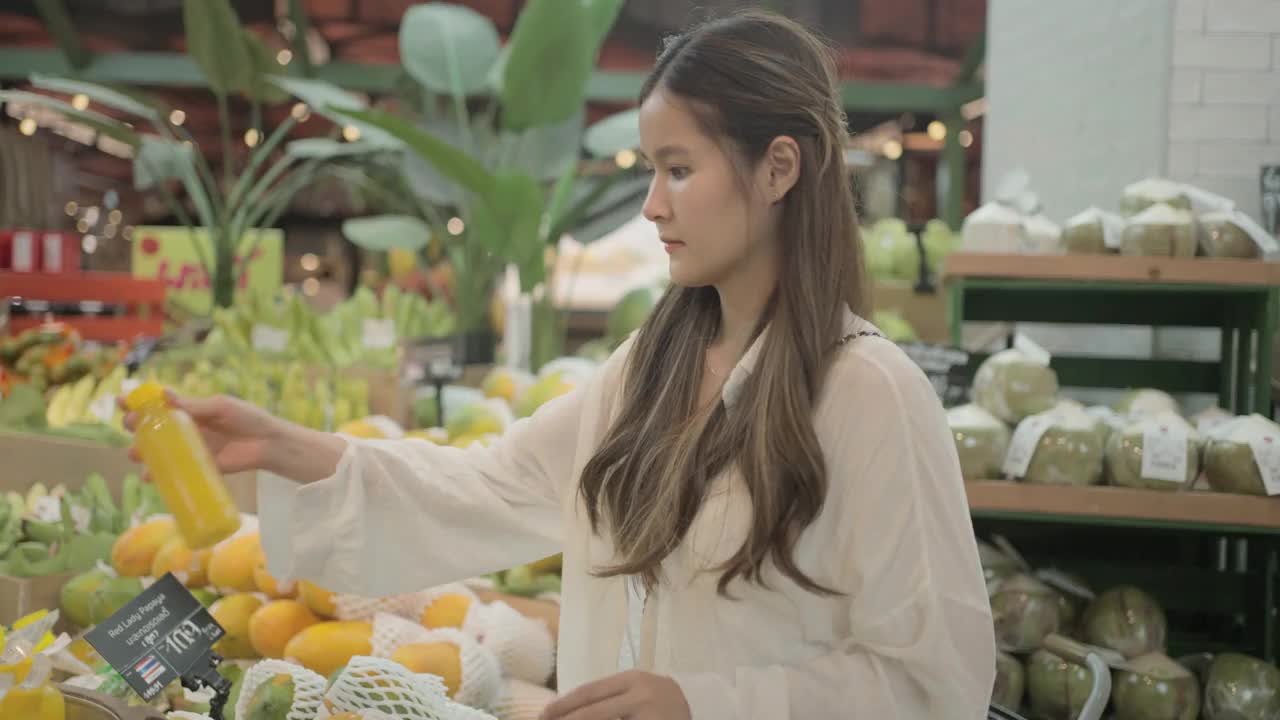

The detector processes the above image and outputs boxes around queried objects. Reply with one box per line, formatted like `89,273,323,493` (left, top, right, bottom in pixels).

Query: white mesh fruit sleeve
491,679,557,720
166,713,215,720
334,592,421,622
477,601,555,686
417,628,503,710
445,700,500,720
408,583,479,621
324,655,454,720
234,658,327,720
371,612,436,658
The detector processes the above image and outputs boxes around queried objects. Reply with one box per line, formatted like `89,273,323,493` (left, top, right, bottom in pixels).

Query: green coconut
1016,407,1106,487
1202,414,1279,496
1203,652,1280,720
1036,569,1095,638
1027,648,1096,720
947,404,1012,479
1062,207,1122,254
1116,388,1181,419
1121,204,1198,258
991,574,1062,653
1198,210,1259,259
993,649,1026,710
1082,586,1167,659
1113,652,1201,720
1121,179,1192,217
1105,412,1202,490
973,349,1060,425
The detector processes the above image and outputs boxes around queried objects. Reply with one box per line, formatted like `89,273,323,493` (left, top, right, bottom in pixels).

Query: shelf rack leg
1237,300,1253,414
1267,542,1278,664
1257,290,1276,418
1220,307,1236,412
948,281,965,348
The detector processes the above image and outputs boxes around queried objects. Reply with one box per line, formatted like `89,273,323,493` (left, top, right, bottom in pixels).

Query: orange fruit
248,600,319,659
390,642,463,697
298,581,338,618
420,593,472,629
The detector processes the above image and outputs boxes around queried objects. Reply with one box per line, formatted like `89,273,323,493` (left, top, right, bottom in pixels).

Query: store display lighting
614,149,637,169
82,235,97,254
64,201,78,216
108,209,123,225
84,207,100,224
302,277,320,296
927,121,947,141
342,125,361,142
882,140,903,160
277,49,293,65
103,224,117,239
244,128,261,147
447,217,465,235
18,118,37,136
123,226,135,241
76,219,90,233
300,253,320,272
959,130,975,148
290,103,310,121
170,109,186,126
71,94,89,111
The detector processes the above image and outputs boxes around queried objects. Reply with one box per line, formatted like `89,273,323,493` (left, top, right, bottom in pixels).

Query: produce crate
871,280,950,344
0,570,76,631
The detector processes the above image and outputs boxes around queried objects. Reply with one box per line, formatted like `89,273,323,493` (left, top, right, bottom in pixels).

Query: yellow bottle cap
124,381,167,412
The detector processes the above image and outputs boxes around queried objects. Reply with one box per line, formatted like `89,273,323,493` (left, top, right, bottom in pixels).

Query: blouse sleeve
672,340,996,719
258,360,606,599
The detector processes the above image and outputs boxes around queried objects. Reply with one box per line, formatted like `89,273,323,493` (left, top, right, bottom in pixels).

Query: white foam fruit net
478,601,556,686
421,628,503,710
407,583,480,621
446,700,500,720
334,591,424,622
166,713,215,720
371,612,437,658
234,659,328,720
325,655,459,720
491,679,557,720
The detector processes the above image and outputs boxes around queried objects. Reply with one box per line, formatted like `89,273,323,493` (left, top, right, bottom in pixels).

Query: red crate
1,271,166,342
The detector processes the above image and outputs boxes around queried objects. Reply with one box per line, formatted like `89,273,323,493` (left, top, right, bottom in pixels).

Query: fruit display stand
60,684,164,720
944,253,1280,416
1,271,167,344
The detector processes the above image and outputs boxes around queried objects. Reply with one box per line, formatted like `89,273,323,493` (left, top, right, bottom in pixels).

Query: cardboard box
871,281,951,345
0,571,77,633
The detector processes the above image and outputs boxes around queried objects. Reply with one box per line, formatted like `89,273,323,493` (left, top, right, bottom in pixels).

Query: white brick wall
1167,0,1280,221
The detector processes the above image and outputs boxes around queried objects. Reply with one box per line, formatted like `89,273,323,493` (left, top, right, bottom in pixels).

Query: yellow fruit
336,416,403,439
420,593,472,629
444,402,509,441
111,518,178,577
390,642,463,697
480,368,533,403
405,428,449,444
207,532,262,593
387,248,418,279
283,621,372,677
298,581,338,618
248,600,319,659
449,432,498,449
528,553,562,575
514,372,574,418
254,556,296,599
209,594,264,659
151,537,211,587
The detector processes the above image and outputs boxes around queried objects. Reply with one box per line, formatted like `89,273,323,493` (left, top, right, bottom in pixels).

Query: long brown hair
578,10,868,597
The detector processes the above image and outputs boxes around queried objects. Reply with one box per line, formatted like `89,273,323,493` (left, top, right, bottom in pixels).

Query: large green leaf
241,31,290,104
473,173,545,290
500,0,594,131
0,90,141,147
286,138,389,159
29,74,161,121
399,3,500,96
342,215,433,251
583,107,640,158
268,76,402,149
337,107,496,199
508,109,584,179
183,0,253,97
133,136,195,190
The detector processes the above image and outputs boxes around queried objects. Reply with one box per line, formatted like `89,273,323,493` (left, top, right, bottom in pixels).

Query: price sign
899,342,972,407
403,335,464,385
84,574,225,702
251,324,289,353
362,318,397,350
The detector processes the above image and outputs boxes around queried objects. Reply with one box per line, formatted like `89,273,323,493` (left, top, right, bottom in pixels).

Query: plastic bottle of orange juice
125,381,241,549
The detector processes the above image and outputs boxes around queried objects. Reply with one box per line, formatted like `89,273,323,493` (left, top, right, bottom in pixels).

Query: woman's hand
121,391,281,474
540,670,691,720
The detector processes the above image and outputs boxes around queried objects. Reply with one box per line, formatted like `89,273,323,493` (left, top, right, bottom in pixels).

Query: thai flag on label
134,655,165,684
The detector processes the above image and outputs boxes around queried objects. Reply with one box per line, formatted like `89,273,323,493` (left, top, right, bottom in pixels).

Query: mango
480,368,534,403
60,567,113,628
421,593,473,630
405,428,449,445
209,594,264,659
244,674,294,720
191,588,220,609
249,600,319,659
390,641,463,697
253,555,296,599
151,537,211,587
514,372,574,418
208,532,261,593
88,577,144,626
110,517,178,577
283,621,372,677
298,581,338,618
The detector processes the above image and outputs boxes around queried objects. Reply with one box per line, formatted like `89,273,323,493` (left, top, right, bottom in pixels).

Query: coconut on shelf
1120,203,1198,257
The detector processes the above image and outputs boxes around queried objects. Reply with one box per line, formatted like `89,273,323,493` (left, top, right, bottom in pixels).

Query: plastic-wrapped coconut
1007,406,1106,486
1085,405,1127,449
1203,652,1280,720
990,574,1062,653
1026,648,1095,720
1082,586,1167,659
1113,653,1201,720
1021,214,1063,254
1191,405,1234,435
1115,388,1181,419
1199,210,1259,259
961,202,1026,253
973,349,1060,424
1121,204,1198,257
1105,411,1202,490
1062,207,1123,254
1121,178,1192,216
978,540,1024,585
947,404,1012,479
993,650,1025,710
1036,569,1095,638
1202,414,1280,496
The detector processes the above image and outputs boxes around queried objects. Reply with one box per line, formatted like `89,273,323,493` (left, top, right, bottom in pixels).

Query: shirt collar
721,305,863,409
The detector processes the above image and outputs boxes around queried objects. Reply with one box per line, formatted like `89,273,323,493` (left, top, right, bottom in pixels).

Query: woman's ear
763,136,801,203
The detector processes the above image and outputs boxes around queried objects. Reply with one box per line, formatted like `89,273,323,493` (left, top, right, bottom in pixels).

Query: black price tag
403,334,464,384
83,573,225,702
900,342,972,407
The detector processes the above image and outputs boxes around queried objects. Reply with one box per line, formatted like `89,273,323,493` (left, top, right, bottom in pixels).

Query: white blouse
259,308,996,719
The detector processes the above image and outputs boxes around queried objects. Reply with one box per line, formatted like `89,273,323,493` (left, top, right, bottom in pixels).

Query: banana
25,483,48,516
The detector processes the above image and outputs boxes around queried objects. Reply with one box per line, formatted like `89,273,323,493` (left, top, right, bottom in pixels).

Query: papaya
244,674,294,720
283,621,372,677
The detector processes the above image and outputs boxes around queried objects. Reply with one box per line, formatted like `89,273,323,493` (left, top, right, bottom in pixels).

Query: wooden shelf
965,480,1280,534
943,253,1280,289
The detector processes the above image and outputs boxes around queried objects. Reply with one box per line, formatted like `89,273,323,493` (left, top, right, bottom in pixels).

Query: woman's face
638,89,778,289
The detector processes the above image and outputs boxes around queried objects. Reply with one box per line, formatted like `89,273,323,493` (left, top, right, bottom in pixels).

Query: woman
127,10,994,719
